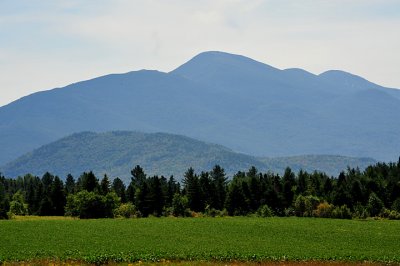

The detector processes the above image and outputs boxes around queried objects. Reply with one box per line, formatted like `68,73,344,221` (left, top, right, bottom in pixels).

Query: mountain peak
171,51,279,82
318,70,382,92
319,70,362,80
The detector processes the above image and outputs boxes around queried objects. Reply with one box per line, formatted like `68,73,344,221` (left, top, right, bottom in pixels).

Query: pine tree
100,174,111,195
50,176,66,216
199,171,212,209
225,176,248,216
65,174,75,195
166,176,179,207
131,165,146,187
80,171,99,192
282,167,296,208
112,177,126,203
0,175,7,218
39,172,55,216
210,165,227,210
183,167,202,212
147,176,165,216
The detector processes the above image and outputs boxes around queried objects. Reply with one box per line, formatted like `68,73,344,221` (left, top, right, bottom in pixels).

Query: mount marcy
0,51,399,171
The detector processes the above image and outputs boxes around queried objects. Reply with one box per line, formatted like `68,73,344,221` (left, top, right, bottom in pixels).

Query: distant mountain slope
0,131,266,182
0,131,376,182
0,51,399,165
259,155,376,177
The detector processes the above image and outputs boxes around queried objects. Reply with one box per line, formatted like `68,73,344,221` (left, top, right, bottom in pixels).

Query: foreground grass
1,217,399,264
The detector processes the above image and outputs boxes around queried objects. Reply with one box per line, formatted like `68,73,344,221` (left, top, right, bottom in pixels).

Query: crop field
1,217,400,264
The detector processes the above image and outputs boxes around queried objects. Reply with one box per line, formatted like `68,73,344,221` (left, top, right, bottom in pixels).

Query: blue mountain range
0,51,399,167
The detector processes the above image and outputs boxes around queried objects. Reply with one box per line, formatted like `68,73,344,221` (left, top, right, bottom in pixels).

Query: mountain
0,131,376,182
0,51,399,165
259,155,376,177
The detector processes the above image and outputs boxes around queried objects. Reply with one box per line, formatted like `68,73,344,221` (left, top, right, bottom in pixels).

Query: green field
1,217,400,264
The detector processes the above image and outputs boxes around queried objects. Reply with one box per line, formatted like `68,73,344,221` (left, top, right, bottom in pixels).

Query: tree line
1,158,400,219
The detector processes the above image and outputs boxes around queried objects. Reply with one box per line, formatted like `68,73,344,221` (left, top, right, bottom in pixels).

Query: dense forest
1,158,400,220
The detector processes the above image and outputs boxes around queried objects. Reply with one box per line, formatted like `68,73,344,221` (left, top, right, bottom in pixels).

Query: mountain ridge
0,131,376,182
0,51,399,165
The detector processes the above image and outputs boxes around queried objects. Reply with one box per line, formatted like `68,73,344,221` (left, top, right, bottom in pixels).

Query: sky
1,0,400,107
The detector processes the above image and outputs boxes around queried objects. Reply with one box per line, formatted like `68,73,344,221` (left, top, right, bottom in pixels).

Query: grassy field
1,217,400,264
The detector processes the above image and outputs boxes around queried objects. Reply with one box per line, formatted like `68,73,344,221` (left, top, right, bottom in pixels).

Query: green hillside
1,131,376,182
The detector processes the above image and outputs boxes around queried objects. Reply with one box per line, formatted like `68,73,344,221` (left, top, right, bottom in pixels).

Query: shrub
313,202,334,218
204,206,218,217
257,204,274,217
65,191,120,219
332,205,352,219
9,191,28,216
294,195,306,216
367,193,384,217
171,193,189,217
391,197,400,212
114,203,137,218
163,206,174,217
283,207,295,217
294,195,320,217
202,205,228,217
388,210,400,220
380,208,400,220
352,203,369,219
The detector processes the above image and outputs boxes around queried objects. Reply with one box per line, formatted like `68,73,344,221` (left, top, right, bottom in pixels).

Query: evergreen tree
80,171,99,192
136,180,149,216
225,176,248,216
100,174,111,195
131,165,146,187
39,172,55,215
265,173,284,213
112,177,126,203
308,171,321,196
147,175,165,216
282,167,296,208
126,183,135,203
50,176,66,215
183,167,202,212
367,192,384,217
350,180,364,208
388,181,400,206
25,175,40,215
333,172,352,207
0,175,8,219
247,169,261,211
297,170,308,195
65,174,75,195
166,176,179,207
210,165,227,210
129,165,148,207
199,171,212,209
323,178,333,200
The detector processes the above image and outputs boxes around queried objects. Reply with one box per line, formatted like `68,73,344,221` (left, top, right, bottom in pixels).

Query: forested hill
0,131,375,182
1,51,400,166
